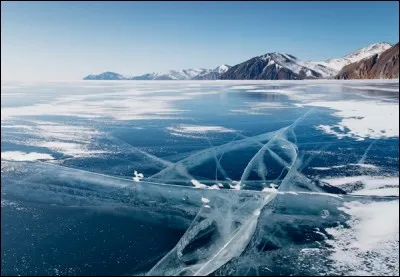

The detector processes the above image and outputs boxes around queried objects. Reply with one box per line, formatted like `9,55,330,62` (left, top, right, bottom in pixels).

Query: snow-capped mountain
83,72,126,80
142,68,211,80
84,65,231,80
336,43,399,80
221,42,393,80
220,53,325,80
132,66,232,80
192,64,231,80
214,64,231,74
311,42,392,73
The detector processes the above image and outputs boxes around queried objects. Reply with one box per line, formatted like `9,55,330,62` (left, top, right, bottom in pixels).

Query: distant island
84,42,399,81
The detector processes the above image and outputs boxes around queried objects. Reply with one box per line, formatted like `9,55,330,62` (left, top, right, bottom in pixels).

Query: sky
1,1,399,81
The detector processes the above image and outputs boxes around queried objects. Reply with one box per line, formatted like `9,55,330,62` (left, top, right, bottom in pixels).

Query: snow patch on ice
191,179,208,189
229,181,241,190
325,200,399,276
349,163,378,169
201,197,210,204
167,124,235,134
312,167,334,171
133,170,144,182
1,151,54,161
321,175,399,196
208,184,220,190
37,141,106,158
230,85,260,90
1,91,190,121
262,187,278,192
312,164,378,171
308,100,399,140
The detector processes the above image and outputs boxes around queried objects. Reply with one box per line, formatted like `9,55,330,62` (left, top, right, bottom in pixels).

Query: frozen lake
1,80,399,276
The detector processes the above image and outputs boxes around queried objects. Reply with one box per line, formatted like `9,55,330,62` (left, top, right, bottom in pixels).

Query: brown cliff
336,43,399,79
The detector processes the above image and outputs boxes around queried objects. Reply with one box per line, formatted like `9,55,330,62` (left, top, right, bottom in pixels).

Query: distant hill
83,72,126,80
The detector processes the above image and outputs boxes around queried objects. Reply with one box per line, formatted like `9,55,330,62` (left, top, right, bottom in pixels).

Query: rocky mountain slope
335,43,399,80
312,42,392,73
220,53,327,80
220,42,393,80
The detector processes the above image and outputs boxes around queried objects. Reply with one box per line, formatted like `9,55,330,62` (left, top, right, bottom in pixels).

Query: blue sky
1,1,398,81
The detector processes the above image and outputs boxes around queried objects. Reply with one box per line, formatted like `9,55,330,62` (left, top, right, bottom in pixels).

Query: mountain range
84,65,231,81
83,42,399,81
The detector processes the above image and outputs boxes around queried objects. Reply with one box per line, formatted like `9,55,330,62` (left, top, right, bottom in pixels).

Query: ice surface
1,92,190,121
146,110,328,276
1,80,398,276
37,141,107,158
